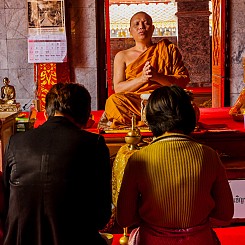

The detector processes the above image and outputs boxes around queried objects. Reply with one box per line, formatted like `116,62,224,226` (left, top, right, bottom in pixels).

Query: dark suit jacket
2,116,112,245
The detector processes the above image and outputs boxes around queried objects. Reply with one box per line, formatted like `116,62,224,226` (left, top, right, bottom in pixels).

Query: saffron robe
101,39,190,129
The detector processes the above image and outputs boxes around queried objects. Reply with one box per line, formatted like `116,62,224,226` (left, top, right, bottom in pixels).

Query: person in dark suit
2,82,112,245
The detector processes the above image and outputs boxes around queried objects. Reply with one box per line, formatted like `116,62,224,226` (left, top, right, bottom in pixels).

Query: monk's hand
142,61,153,82
150,66,159,81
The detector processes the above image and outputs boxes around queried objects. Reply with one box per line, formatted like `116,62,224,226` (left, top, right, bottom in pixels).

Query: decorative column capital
175,0,209,3
176,10,211,17
175,0,211,17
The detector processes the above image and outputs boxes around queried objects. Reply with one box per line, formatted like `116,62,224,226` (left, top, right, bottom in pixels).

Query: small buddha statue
0,77,16,104
229,58,245,120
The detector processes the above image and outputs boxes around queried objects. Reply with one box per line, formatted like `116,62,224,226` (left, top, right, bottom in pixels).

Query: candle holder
119,227,129,245
124,114,141,150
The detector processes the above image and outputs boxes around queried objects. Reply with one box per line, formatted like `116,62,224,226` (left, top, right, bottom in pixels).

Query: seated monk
99,11,190,129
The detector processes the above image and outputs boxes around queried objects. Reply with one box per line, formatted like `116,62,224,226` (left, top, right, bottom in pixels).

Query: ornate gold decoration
212,0,221,67
34,62,70,111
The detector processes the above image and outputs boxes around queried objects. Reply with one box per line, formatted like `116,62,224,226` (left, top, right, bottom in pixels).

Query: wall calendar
27,0,67,63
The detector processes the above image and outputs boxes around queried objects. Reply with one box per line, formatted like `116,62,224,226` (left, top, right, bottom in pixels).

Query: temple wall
0,0,244,110
68,0,98,110
0,0,34,109
229,1,245,105
0,0,98,110
177,0,211,88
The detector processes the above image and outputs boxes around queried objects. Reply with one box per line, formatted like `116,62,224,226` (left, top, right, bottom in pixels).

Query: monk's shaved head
130,11,153,26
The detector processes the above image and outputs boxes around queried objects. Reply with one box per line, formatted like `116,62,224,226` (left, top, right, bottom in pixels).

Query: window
109,2,177,38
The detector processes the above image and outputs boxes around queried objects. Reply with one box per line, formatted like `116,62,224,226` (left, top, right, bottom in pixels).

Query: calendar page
27,0,67,63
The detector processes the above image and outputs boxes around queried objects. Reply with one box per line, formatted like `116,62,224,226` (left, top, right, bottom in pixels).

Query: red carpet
111,226,245,245
215,226,245,244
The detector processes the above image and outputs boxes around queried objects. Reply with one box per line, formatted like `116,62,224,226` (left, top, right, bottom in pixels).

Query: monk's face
129,12,154,42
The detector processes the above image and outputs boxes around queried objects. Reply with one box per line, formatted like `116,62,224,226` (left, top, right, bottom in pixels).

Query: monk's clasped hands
142,61,153,81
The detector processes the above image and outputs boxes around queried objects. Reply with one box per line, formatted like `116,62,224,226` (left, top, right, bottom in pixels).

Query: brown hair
45,83,91,127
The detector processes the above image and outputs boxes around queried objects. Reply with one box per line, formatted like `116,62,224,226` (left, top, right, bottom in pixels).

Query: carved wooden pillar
176,0,211,88
243,57,245,84
211,0,227,107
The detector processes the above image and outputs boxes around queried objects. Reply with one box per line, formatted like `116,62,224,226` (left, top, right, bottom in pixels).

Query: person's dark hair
145,85,196,137
45,82,91,127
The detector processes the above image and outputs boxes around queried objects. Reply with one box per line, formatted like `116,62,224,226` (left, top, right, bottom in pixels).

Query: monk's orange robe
102,39,190,129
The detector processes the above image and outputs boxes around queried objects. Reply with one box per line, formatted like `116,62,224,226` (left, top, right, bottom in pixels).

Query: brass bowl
125,127,142,150
126,127,141,137
119,234,129,245
125,128,141,146
125,135,142,145
100,233,113,245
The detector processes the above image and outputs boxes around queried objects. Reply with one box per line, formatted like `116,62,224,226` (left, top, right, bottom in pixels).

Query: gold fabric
102,39,190,129
112,144,138,207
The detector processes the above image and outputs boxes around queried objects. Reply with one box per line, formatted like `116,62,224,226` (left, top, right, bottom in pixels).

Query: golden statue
0,77,16,104
229,57,245,121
